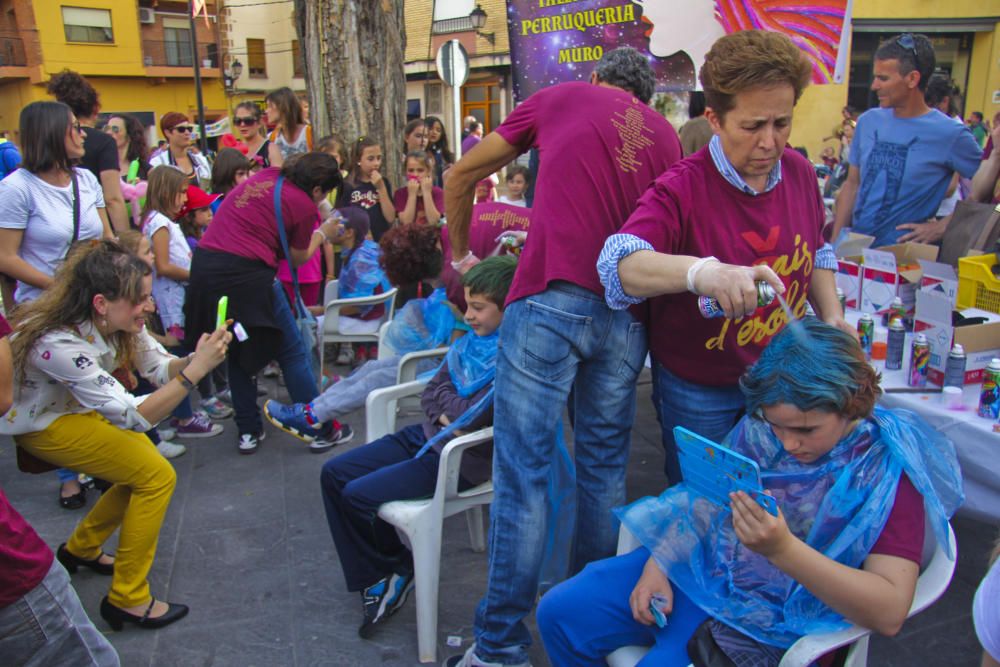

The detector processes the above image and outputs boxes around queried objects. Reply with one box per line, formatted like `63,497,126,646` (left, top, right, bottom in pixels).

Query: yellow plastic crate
957,254,1000,314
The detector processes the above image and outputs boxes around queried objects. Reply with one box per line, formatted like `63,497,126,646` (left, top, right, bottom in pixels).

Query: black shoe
58,486,86,510
358,571,414,638
57,543,114,576
100,596,189,631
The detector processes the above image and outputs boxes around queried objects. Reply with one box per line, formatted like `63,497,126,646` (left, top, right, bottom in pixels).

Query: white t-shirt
143,211,191,333
496,195,528,207
148,150,212,188
0,167,106,303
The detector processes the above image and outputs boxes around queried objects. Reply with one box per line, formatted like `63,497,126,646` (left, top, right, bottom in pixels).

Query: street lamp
469,4,495,45
224,58,243,91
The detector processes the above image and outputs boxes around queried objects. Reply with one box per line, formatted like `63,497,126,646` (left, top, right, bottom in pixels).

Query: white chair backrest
323,280,338,305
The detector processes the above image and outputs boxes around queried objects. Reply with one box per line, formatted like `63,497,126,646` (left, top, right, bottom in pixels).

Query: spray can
698,282,776,319
836,287,846,312
885,317,906,370
978,358,1000,419
890,296,907,324
908,333,930,388
857,313,874,359
943,344,967,389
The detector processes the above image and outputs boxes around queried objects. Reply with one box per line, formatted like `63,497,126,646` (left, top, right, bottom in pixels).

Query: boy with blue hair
318,255,516,638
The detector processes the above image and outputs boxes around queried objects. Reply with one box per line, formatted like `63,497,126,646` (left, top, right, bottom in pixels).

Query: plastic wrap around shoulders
615,406,964,648
383,287,455,355
340,240,390,301
446,330,498,398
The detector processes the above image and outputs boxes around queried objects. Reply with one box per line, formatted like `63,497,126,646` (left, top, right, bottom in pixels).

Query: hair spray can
943,344,967,389
978,358,1000,419
885,318,905,370
857,313,874,359
908,333,930,388
697,282,776,319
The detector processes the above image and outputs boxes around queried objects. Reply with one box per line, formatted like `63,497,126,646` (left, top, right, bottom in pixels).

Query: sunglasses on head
895,33,921,74
172,125,194,134
233,116,257,126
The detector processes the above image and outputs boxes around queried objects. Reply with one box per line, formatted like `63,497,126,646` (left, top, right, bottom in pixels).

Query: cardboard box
834,233,874,310
919,260,958,303
914,290,1000,384
860,243,939,315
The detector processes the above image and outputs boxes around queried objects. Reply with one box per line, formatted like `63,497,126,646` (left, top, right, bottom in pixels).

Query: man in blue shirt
832,33,981,247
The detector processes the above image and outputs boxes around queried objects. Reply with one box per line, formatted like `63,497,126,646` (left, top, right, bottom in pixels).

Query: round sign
435,39,469,89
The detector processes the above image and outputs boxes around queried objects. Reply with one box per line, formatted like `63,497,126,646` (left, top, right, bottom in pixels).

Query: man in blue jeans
442,48,683,666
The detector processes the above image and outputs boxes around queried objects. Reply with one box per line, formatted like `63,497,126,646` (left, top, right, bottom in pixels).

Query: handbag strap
71,170,81,243
972,203,1000,250
272,175,306,318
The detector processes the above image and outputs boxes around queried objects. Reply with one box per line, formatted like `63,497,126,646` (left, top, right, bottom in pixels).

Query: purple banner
506,0,851,102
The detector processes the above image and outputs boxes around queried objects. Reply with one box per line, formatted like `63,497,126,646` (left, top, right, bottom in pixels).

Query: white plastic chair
375,320,449,384
366,380,494,663
606,519,957,667
319,280,398,375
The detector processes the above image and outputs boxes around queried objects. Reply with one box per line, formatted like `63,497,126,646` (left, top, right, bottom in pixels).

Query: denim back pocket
520,299,588,382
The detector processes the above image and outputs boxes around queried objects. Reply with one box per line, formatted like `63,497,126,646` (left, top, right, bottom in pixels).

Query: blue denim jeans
0,561,120,666
650,361,745,485
229,280,319,436
473,282,647,664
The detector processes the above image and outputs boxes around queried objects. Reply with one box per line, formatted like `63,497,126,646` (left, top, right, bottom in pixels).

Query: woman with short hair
149,112,211,189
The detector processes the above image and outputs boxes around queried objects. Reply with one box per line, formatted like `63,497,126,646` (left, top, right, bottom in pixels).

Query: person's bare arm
372,173,397,223
831,165,859,241
398,181,419,224
287,218,339,267
97,208,114,240
445,132,520,261
0,336,13,416
268,141,284,168
0,229,54,289
971,126,1000,203
151,227,190,281
421,178,442,225
99,169,129,233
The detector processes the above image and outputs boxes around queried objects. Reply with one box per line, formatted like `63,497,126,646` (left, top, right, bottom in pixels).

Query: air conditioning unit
143,55,153,66
138,8,155,24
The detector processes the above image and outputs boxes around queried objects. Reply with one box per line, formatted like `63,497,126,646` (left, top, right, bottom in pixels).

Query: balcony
0,35,27,67
432,16,474,35
142,40,219,70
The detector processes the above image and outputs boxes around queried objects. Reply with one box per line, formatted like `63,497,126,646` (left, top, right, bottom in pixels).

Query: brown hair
46,69,100,119
699,30,812,121
404,150,434,172
265,87,305,140
347,135,381,184
141,166,189,225
116,229,146,255
211,147,252,196
159,111,189,136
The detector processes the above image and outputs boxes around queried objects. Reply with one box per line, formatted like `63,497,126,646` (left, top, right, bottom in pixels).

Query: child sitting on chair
319,255,516,639
536,318,964,667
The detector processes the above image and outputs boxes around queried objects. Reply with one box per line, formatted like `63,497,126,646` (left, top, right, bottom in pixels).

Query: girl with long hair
104,113,150,227
232,101,270,167
266,87,312,167
424,116,453,187
336,136,396,241
1,240,231,630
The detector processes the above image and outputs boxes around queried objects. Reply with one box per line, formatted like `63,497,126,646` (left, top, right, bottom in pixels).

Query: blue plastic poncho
446,330,498,398
616,406,964,648
383,287,456,356
340,239,391,316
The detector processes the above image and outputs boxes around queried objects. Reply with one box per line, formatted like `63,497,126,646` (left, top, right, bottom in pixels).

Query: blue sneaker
359,571,414,638
263,400,330,443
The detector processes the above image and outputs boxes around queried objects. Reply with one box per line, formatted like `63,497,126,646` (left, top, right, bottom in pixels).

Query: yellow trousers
16,412,176,608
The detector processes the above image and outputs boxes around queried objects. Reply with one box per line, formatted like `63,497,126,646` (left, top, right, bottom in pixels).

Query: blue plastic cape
383,287,455,356
615,407,963,648
446,330,498,398
339,239,391,316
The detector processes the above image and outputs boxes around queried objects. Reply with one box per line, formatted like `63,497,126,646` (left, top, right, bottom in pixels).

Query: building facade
0,0,228,143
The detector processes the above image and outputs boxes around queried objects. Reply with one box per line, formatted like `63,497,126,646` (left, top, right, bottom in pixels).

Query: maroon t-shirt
870,473,925,564
199,167,317,268
0,487,53,608
393,185,445,225
619,147,825,386
494,82,681,305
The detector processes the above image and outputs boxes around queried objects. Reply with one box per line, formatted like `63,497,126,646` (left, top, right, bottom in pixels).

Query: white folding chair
607,519,957,667
366,381,493,663
318,280,398,375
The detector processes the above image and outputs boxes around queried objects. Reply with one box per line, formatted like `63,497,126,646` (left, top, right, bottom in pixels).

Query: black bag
687,620,738,667
939,200,1000,267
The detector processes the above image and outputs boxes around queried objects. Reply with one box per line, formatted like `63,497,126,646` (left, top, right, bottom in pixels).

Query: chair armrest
365,380,426,440
435,427,494,501
397,347,449,384
779,625,871,667
616,524,642,555
323,288,398,334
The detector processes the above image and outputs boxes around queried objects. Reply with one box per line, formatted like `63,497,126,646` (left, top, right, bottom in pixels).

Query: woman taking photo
232,101,270,168
149,112,211,189
104,113,150,227
1,240,232,630
185,152,347,455
266,87,312,167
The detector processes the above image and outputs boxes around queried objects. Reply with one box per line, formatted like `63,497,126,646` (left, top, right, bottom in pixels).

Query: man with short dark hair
443,46,682,667
831,33,981,246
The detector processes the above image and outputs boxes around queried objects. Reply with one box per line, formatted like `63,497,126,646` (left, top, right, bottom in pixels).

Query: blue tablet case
675,427,779,517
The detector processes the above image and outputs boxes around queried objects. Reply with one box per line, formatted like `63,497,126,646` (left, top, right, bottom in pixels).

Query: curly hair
699,30,812,121
378,224,443,286
46,69,100,118
593,47,656,104
108,113,149,180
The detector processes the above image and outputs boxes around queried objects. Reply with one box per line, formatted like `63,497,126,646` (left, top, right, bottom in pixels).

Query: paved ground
1,370,995,666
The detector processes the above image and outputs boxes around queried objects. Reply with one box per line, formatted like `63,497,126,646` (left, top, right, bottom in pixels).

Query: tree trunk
294,0,407,189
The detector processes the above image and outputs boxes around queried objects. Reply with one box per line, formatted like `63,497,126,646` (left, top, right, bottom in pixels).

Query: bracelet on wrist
450,251,479,272
313,229,330,243
176,369,195,390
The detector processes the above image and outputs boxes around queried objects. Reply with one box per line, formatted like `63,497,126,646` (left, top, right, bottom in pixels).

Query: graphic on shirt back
611,99,656,174
855,131,918,225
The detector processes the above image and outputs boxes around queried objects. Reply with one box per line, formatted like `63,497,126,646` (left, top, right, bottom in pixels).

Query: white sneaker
156,440,187,459
336,344,354,365
158,425,177,440
443,645,530,667
238,431,266,455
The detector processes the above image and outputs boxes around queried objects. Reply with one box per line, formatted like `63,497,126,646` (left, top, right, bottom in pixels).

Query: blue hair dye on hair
740,317,868,417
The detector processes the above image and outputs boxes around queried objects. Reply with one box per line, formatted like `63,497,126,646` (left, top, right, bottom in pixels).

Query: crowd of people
0,29,998,667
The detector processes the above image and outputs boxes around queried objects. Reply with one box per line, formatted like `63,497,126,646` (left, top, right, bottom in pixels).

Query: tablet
675,426,778,517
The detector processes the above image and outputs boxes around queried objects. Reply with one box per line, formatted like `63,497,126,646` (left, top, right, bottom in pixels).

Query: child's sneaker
309,423,354,453
156,440,187,459
352,345,368,369
157,425,177,441
336,344,353,366
261,361,280,378
173,413,223,438
358,571,414,638
237,431,265,455
263,400,328,443
215,388,232,404
199,396,234,420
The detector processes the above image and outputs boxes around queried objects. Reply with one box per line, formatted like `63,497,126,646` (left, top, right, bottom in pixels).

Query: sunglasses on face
172,126,194,134
233,116,257,126
895,33,921,74
104,125,121,134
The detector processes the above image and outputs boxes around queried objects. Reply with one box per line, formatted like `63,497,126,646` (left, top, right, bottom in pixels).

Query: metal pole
188,0,208,153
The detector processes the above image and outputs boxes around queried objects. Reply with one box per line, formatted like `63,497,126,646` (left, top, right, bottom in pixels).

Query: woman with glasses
231,101,270,168
149,112,212,190
1,240,232,631
104,114,150,228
